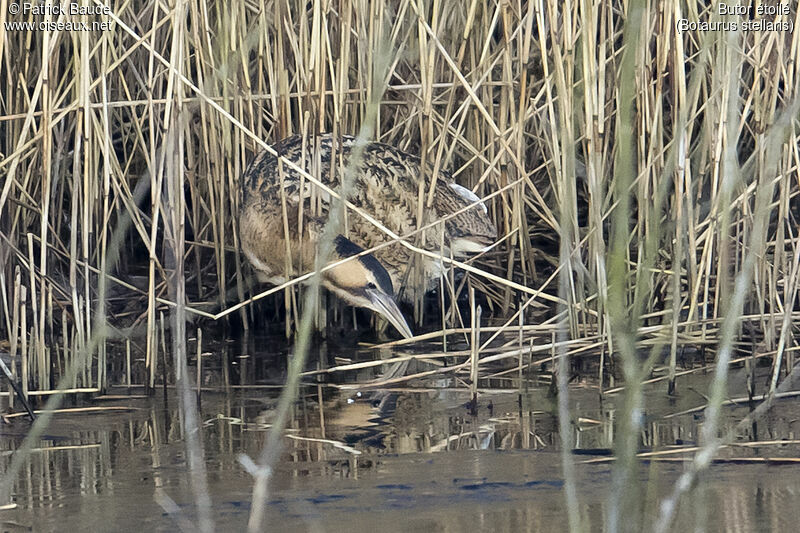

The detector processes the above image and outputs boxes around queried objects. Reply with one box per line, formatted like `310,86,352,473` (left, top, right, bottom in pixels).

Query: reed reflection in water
2,337,800,532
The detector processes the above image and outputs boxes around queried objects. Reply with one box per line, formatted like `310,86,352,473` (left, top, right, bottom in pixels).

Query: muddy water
2,335,800,532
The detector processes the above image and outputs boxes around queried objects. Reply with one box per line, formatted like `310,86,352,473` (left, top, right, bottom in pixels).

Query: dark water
2,334,800,532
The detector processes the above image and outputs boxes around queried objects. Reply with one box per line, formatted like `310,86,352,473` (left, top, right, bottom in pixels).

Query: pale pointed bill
366,289,414,339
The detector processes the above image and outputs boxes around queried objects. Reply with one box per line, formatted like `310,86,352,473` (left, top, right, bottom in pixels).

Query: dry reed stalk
1,405,141,419
469,287,480,411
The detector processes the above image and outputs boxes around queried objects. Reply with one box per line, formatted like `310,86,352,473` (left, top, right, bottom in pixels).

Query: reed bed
2,0,800,531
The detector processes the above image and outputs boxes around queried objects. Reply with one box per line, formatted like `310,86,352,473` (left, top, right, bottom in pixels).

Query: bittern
239,134,497,338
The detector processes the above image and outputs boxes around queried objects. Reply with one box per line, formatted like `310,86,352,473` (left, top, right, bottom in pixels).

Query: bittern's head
322,235,413,339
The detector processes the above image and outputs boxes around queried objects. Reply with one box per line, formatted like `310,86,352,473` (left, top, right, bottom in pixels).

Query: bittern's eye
367,282,377,290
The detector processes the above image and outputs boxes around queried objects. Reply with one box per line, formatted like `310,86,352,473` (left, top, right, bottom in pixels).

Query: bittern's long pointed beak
366,289,413,339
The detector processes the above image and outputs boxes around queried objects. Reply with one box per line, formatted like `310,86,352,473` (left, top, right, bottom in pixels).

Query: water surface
2,334,799,532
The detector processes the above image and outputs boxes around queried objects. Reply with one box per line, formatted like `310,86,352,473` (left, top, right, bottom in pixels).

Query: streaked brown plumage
239,133,497,336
